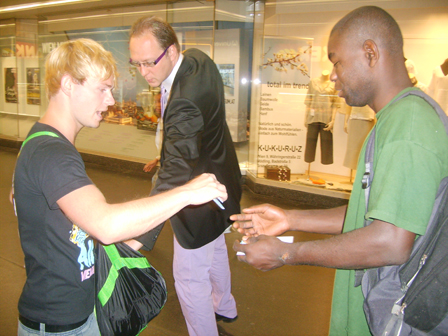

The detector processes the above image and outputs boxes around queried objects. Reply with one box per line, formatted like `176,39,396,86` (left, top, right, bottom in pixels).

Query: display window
29,1,252,165
246,0,448,201
1,20,42,139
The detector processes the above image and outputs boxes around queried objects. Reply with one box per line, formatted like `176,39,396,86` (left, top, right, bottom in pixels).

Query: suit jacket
139,48,242,249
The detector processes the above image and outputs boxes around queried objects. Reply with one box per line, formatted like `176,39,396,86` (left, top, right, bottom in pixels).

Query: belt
19,314,88,332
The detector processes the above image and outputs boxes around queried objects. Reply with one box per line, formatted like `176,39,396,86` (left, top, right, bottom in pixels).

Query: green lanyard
12,131,60,216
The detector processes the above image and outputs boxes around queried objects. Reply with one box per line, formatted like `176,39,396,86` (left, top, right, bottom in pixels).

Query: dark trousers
304,122,333,165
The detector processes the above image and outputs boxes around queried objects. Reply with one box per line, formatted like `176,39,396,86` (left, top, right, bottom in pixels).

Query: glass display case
246,0,448,202
1,20,42,140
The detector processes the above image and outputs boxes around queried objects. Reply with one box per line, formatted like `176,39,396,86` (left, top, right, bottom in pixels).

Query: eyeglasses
129,45,172,68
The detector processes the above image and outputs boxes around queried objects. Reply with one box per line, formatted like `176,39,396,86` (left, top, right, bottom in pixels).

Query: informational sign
215,28,247,142
16,42,37,58
257,36,313,175
217,64,235,96
26,68,41,105
4,67,18,103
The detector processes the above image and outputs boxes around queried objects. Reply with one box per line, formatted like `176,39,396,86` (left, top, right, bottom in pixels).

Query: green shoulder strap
12,131,60,216
21,131,60,149
18,131,60,156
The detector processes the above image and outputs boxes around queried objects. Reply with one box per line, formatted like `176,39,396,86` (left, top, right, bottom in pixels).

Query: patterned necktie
156,86,167,153
161,86,168,117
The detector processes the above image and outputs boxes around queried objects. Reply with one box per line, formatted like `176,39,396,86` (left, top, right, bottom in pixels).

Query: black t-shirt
14,122,94,324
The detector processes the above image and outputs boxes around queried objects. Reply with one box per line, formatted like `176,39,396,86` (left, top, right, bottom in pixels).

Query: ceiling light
0,0,95,13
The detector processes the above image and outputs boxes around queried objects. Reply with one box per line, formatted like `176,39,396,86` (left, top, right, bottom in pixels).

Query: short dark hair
130,16,180,53
331,6,403,56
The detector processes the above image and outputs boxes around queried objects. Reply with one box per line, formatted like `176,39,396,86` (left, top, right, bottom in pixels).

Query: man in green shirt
231,6,448,336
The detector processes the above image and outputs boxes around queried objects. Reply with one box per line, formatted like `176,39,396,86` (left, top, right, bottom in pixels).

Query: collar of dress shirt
161,53,184,95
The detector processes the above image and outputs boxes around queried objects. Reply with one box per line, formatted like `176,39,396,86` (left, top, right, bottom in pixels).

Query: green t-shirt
329,88,448,336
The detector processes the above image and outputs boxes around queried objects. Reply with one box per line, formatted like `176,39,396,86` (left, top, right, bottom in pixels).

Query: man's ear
168,44,178,62
60,74,74,96
363,39,379,67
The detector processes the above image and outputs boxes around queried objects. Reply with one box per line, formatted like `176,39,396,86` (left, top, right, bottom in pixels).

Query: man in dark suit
128,16,241,336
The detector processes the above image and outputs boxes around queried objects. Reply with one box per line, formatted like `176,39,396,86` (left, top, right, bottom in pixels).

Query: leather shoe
215,313,238,323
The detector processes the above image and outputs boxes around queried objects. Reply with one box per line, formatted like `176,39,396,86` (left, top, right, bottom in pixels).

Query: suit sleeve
135,98,204,250
152,98,204,194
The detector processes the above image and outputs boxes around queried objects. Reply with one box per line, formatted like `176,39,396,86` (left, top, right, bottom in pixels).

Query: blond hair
45,38,117,99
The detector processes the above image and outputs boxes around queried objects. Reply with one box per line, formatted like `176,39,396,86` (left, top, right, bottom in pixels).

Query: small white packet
236,236,294,256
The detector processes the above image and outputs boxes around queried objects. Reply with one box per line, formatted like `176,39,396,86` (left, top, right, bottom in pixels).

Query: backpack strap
361,127,376,226
363,89,448,226
18,131,60,156
354,89,448,287
354,127,376,286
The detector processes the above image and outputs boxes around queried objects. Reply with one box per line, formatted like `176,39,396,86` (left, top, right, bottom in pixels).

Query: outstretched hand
233,235,290,271
230,204,289,238
182,173,227,206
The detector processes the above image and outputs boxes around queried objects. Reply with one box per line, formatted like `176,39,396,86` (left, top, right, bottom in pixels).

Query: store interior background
1,1,448,335
1,0,448,206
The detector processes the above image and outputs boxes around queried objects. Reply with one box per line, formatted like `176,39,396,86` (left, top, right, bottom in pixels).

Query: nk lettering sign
16,42,37,57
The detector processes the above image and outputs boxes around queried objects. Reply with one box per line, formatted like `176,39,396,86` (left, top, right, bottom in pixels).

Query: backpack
358,90,448,336
95,242,167,336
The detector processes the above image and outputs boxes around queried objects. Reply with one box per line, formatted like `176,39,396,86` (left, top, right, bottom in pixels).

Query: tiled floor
0,148,335,336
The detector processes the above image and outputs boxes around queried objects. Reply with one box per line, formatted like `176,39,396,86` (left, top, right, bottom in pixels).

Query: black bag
359,90,448,335
95,242,167,336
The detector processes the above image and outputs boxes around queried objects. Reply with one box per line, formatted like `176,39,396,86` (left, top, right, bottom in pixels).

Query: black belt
19,314,88,332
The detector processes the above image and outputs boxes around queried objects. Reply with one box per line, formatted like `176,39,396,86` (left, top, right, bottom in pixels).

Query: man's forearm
282,219,415,269
72,185,193,244
287,205,346,235
58,174,225,245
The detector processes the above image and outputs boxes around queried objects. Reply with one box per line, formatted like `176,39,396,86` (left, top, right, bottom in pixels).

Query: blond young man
14,38,227,335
